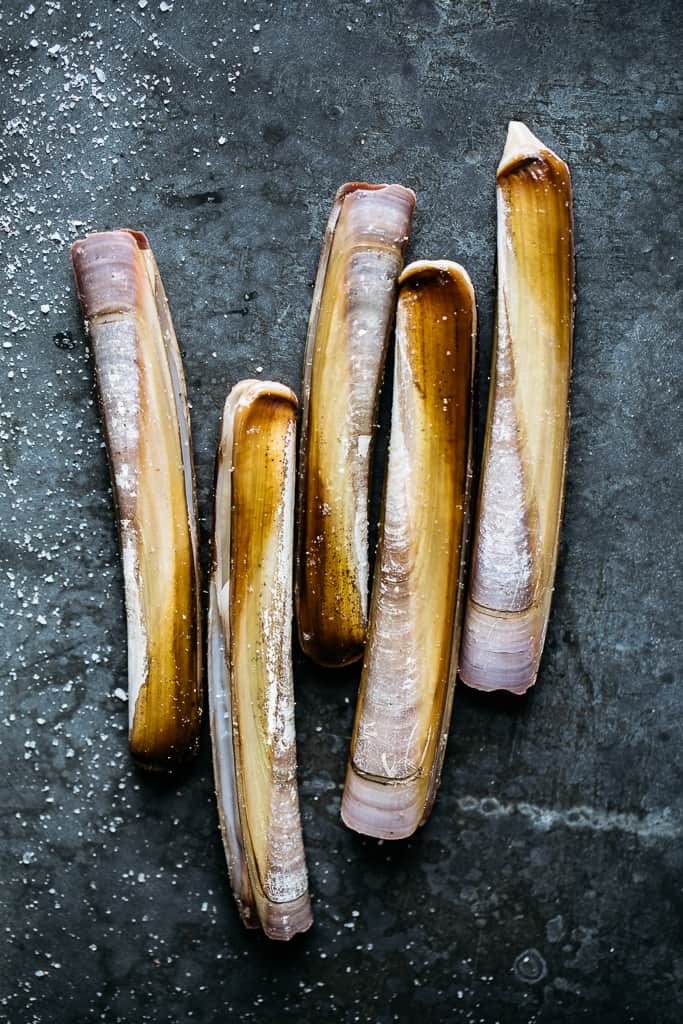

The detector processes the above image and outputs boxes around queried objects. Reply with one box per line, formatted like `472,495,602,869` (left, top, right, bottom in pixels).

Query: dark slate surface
1,1,681,1022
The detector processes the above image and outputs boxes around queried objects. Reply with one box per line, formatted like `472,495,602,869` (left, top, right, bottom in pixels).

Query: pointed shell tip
498,120,548,175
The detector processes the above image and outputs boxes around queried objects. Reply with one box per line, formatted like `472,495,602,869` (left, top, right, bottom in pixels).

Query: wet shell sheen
71,230,202,771
341,261,476,840
209,381,312,941
459,122,575,694
296,182,416,667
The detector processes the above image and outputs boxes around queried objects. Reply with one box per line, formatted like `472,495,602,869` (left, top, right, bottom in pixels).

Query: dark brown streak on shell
71,229,202,769
295,182,416,668
459,122,574,695
342,260,475,839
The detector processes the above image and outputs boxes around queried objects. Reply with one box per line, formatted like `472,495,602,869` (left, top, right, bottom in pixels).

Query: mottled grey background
0,1,681,1022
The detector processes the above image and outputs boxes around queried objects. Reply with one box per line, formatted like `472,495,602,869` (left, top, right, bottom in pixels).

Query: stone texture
0,1,680,1022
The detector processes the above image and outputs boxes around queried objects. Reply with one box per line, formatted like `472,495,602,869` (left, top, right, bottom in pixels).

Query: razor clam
71,230,202,770
209,380,312,940
341,261,476,840
296,182,416,667
459,121,575,694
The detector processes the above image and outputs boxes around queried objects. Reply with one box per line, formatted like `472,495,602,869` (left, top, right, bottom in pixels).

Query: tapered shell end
331,182,417,254
71,228,149,256
498,120,545,174
261,892,313,942
335,180,416,208
341,768,424,841
297,634,365,670
458,603,543,695
71,230,152,321
398,258,475,299
497,120,568,179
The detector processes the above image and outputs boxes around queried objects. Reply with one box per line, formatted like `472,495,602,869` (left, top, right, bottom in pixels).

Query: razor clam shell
459,122,575,694
296,182,416,667
207,589,257,929
341,261,476,840
209,380,312,941
71,230,202,770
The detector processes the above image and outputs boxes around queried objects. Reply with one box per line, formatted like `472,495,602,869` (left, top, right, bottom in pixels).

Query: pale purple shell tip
261,891,313,942
458,602,541,695
341,767,423,841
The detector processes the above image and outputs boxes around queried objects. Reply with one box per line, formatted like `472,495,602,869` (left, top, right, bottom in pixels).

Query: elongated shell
341,261,476,840
71,230,202,770
459,122,575,694
296,182,416,667
209,380,312,940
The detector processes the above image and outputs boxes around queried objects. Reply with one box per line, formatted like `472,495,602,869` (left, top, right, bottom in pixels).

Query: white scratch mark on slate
456,795,679,840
